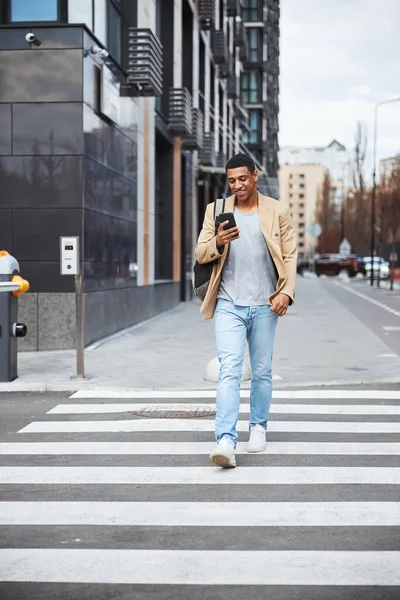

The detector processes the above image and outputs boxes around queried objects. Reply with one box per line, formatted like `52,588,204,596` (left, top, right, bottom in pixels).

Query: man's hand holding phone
216,213,240,247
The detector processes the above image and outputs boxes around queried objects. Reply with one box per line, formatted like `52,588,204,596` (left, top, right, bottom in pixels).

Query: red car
297,254,360,277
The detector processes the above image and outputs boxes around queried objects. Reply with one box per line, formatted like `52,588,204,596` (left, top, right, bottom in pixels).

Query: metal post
75,273,84,378
370,97,400,287
340,163,346,242
370,103,378,287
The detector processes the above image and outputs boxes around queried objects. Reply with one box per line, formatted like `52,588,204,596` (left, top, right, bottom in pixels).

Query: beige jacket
194,192,298,319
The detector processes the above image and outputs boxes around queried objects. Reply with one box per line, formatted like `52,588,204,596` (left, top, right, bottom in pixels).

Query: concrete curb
1,376,400,394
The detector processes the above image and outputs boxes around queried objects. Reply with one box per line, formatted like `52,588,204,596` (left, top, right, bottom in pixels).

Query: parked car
361,257,390,280
297,254,360,278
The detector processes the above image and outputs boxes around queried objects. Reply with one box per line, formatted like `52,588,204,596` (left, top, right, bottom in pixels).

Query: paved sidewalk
1,277,400,392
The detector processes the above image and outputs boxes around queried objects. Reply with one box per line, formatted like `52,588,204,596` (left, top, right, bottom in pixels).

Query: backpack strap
213,198,226,219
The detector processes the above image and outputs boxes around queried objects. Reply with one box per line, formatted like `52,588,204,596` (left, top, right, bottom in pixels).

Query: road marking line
383,326,400,332
0,549,399,585
334,281,400,318
69,390,400,400
2,441,400,455
1,466,400,485
3,441,400,455
48,403,400,415
1,501,399,527
18,420,400,434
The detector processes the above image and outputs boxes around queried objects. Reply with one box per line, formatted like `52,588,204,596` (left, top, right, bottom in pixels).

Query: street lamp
340,160,350,242
370,97,400,286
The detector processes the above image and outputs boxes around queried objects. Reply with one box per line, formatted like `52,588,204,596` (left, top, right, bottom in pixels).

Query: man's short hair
225,153,256,174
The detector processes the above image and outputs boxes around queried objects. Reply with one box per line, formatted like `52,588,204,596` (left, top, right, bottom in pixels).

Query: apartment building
0,0,280,350
279,139,349,204
240,0,280,197
380,155,400,179
279,163,326,257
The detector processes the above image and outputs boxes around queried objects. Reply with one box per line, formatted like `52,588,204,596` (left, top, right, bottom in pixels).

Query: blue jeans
214,299,278,445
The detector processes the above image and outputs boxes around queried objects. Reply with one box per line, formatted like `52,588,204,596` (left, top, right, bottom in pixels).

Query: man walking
195,154,297,467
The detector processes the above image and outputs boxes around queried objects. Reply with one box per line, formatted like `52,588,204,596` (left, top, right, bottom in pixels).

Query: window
242,0,261,21
299,183,305,189
242,109,261,145
108,1,121,63
299,222,305,228
299,213,304,218
299,242,305,248
299,193,304,199
67,0,120,62
299,202,305,208
10,0,58,21
68,0,93,29
299,173,305,178
299,232,304,238
94,0,107,46
241,70,260,103
247,28,262,62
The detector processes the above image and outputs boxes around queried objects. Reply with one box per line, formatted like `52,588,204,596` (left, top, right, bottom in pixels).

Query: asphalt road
321,277,400,357
0,386,400,599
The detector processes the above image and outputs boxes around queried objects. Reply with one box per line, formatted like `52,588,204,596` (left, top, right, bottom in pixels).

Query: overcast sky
279,0,400,172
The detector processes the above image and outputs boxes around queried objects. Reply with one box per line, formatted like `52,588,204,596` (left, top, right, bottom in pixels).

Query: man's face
226,166,258,202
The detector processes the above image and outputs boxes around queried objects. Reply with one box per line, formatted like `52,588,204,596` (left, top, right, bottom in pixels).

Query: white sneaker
246,424,267,453
210,438,236,468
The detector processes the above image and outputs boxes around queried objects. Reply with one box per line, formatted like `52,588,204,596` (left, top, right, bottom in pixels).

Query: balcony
226,0,244,17
124,28,163,97
227,75,238,100
219,53,234,79
211,29,228,66
198,132,217,167
182,108,204,151
216,151,227,168
234,19,246,47
239,38,249,63
234,101,248,123
168,88,193,137
198,0,216,30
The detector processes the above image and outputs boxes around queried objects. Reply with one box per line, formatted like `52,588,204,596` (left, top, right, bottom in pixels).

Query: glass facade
241,70,260,103
94,0,107,46
242,109,261,145
248,28,262,62
68,0,93,29
67,0,121,64
108,1,121,62
10,0,58,21
242,0,261,22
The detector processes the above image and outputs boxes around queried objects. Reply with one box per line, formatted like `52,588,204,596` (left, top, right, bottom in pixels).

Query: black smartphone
218,212,237,230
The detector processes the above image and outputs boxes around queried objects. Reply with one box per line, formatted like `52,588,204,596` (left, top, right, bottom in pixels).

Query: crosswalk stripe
1,501,399,526
2,441,400,455
1,466,400,485
47,403,400,415
3,387,400,591
18,419,400,433
1,549,399,585
70,389,400,399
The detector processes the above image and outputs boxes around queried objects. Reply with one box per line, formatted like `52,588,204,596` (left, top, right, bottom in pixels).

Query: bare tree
377,165,400,287
315,172,340,252
346,121,371,255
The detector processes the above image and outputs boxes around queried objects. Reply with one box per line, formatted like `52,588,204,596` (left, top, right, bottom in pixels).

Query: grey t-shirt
217,208,278,306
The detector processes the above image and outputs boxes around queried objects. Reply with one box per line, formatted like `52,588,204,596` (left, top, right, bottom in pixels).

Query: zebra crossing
1,387,400,599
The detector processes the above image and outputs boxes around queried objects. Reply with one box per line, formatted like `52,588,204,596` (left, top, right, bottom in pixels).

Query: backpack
193,198,226,301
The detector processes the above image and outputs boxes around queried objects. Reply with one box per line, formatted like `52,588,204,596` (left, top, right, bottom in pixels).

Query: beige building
279,164,327,257
380,155,400,179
